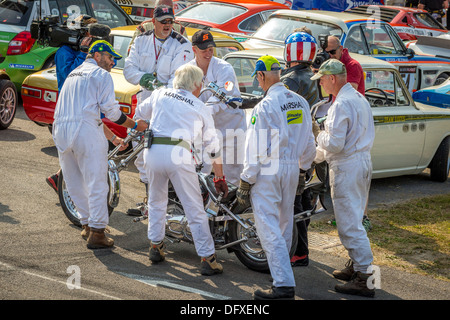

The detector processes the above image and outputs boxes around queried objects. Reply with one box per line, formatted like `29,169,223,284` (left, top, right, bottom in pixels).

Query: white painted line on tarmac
0,261,122,300
118,272,231,300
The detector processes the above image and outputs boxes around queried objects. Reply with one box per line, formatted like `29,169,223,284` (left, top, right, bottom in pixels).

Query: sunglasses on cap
159,19,174,25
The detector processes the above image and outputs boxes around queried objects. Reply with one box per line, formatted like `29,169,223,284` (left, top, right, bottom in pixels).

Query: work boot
200,254,223,276
335,271,375,298
254,286,295,300
149,241,165,263
333,259,354,281
87,228,114,249
80,225,90,240
46,174,59,193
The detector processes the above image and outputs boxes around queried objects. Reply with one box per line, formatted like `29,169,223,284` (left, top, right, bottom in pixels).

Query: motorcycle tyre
228,210,298,273
58,171,114,227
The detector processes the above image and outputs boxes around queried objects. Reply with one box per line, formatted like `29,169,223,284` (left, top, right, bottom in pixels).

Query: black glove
237,179,253,207
296,170,307,195
240,95,263,109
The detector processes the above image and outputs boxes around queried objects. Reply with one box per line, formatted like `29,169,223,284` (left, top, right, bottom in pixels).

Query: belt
152,137,191,151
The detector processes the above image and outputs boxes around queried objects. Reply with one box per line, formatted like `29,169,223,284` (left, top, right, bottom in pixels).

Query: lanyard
153,33,164,77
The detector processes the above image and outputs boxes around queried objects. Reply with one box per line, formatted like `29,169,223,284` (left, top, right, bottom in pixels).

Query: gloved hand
139,73,156,91
213,176,229,198
312,119,321,141
237,179,253,207
296,170,307,195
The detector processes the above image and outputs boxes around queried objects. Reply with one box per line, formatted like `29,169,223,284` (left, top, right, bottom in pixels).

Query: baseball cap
310,59,346,80
153,5,175,21
192,30,216,50
251,55,281,77
88,40,122,60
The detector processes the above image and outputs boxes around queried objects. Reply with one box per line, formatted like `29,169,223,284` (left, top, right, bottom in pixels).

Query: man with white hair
137,64,228,275
312,59,376,297
237,55,316,300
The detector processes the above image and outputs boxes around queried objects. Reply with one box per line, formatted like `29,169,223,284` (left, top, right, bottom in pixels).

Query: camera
30,15,89,50
312,34,330,69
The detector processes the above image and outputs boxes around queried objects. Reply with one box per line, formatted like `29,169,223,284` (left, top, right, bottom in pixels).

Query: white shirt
124,30,194,93
316,83,375,163
137,87,220,154
241,82,316,184
53,59,123,153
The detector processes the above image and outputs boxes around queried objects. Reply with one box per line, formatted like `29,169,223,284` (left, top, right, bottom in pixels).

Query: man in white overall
53,40,148,249
312,59,376,297
237,56,316,300
124,4,194,211
137,64,228,275
189,30,246,186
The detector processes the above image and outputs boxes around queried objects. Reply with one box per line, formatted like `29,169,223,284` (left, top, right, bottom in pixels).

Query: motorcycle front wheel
228,207,298,273
57,171,114,227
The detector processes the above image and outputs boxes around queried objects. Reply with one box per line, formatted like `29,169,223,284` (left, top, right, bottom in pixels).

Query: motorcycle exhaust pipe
215,236,248,250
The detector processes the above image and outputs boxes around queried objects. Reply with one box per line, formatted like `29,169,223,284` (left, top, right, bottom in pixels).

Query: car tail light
21,87,42,99
119,94,138,115
119,104,131,115
7,31,36,55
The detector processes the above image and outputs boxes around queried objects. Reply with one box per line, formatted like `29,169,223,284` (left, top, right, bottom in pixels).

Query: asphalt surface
0,105,449,305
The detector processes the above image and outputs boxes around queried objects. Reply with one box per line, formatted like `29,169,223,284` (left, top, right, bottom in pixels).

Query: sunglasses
159,19,174,25
326,48,338,55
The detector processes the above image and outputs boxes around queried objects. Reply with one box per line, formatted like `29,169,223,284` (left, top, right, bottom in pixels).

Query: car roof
185,0,288,8
270,9,384,31
224,47,394,70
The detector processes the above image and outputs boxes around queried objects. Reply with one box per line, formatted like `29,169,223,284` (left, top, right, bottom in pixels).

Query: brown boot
335,271,375,298
333,259,354,281
87,227,114,249
81,225,90,240
200,254,223,276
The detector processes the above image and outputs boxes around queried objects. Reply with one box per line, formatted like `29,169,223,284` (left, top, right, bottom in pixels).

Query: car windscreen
176,3,247,24
247,16,343,47
0,0,34,26
414,13,444,29
111,34,132,69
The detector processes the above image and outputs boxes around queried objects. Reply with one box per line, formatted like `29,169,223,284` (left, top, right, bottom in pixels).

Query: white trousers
251,162,299,288
143,144,215,258
329,152,373,273
57,122,109,229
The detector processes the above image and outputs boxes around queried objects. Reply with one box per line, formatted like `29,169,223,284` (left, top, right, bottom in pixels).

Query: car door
365,68,426,178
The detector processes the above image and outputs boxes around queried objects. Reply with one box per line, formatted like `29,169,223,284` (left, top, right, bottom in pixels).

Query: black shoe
46,174,59,193
254,286,295,300
290,255,309,267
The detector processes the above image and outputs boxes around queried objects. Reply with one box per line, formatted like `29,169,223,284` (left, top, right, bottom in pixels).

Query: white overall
53,59,124,229
241,82,316,287
316,83,375,273
138,87,220,257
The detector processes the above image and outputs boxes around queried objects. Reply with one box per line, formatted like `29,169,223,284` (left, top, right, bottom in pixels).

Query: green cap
251,55,281,77
310,59,346,80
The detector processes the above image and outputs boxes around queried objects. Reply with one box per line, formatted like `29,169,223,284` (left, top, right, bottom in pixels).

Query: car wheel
0,79,18,130
429,137,449,182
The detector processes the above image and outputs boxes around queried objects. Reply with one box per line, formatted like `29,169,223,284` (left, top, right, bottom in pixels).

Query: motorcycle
58,82,327,272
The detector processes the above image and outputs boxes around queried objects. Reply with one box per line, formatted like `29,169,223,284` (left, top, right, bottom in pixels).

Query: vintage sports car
244,9,450,93
175,0,289,36
412,78,450,109
346,5,448,41
21,25,244,138
224,48,450,182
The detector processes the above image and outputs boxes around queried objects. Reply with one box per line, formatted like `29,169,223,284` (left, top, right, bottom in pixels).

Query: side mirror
405,48,415,59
